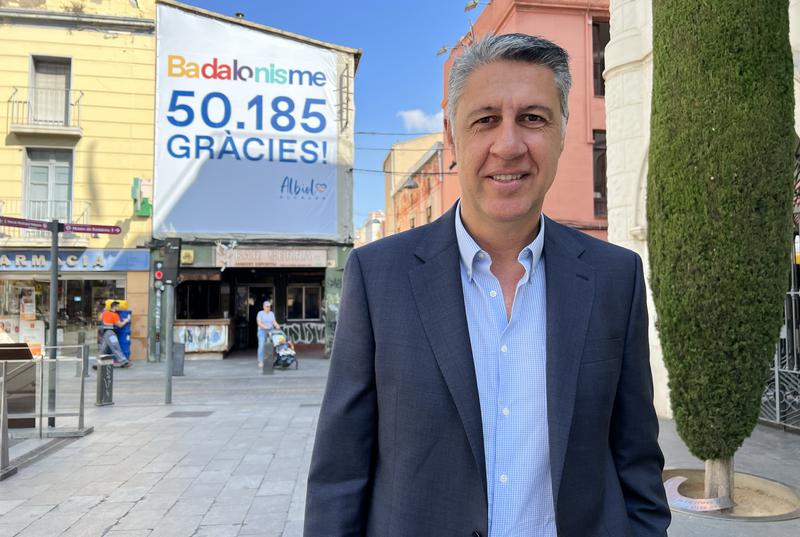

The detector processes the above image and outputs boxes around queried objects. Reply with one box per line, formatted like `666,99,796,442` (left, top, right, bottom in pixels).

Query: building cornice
0,7,155,33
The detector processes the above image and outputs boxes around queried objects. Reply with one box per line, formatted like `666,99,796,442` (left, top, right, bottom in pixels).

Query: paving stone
112,508,168,531
201,501,251,526
148,513,202,537
130,494,179,513
239,513,286,535
15,508,84,537
148,477,194,496
60,501,136,537
192,524,241,537
179,482,225,500
167,497,214,517
194,470,231,484
0,499,26,516
248,496,291,516
106,486,151,503
255,480,295,497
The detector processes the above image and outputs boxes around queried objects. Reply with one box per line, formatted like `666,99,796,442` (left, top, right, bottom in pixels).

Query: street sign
62,223,121,235
0,216,49,231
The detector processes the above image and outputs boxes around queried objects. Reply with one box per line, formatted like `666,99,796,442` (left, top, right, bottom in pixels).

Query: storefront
169,245,338,358
0,249,150,356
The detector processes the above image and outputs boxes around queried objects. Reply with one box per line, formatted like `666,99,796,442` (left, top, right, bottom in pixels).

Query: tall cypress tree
648,1,795,499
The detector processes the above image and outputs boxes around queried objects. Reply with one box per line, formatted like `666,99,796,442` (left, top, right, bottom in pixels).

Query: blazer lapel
544,217,595,506
408,206,487,499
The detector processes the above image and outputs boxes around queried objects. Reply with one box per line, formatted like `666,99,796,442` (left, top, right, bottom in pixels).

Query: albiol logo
280,176,328,200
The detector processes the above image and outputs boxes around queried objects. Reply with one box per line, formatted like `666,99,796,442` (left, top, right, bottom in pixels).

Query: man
305,34,670,536
99,301,131,367
256,300,280,368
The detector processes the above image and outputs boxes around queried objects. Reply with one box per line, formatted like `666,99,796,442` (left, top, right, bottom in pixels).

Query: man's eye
522,114,545,123
474,116,495,125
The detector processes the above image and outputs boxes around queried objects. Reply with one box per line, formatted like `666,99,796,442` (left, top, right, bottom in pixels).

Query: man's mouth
489,174,526,183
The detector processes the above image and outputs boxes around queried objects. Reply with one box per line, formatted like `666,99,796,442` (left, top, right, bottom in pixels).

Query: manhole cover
166,411,214,418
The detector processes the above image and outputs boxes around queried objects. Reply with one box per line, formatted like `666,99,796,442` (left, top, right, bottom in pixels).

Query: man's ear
444,118,454,149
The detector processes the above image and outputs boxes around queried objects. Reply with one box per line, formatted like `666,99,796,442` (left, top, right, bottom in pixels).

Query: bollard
172,342,185,376
1,362,18,480
76,332,86,377
262,338,274,375
82,344,90,378
95,355,114,406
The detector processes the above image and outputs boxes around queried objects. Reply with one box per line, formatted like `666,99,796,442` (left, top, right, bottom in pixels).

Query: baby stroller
270,329,298,369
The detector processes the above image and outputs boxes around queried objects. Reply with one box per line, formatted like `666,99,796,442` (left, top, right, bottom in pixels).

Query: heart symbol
316,183,327,193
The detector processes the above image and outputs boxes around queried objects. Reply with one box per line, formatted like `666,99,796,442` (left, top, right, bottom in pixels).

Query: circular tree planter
663,469,800,521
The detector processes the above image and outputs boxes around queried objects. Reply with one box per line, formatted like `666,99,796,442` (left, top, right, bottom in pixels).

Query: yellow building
0,0,156,359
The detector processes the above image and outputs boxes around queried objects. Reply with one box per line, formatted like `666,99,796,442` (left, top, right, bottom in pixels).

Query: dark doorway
248,286,274,349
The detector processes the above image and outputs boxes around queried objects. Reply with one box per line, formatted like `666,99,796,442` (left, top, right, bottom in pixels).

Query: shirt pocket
581,337,623,365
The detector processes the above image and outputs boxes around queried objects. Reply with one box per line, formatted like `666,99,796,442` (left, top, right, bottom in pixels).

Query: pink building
440,0,610,239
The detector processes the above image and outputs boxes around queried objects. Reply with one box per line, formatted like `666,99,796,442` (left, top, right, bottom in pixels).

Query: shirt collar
455,200,545,282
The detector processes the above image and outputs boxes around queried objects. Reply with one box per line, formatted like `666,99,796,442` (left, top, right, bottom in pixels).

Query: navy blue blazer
305,205,670,537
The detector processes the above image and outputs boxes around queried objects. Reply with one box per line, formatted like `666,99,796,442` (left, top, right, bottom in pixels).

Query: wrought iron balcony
0,198,91,240
6,87,83,136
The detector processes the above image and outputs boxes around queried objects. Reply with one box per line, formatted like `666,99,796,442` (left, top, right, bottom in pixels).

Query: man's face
263,303,271,312
446,60,565,232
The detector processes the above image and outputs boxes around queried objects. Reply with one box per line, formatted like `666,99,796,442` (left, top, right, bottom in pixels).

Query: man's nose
489,120,526,160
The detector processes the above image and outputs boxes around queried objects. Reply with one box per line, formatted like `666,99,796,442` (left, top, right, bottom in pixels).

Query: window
426,206,432,223
32,57,71,126
593,130,607,218
177,281,223,319
592,21,610,96
287,285,321,321
25,148,72,222
410,216,415,229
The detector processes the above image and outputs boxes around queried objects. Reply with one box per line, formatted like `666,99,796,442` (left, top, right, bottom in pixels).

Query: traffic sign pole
164,283,174,405
48,219,59,427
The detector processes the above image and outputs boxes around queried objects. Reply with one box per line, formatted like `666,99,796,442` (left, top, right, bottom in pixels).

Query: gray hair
447,33,572,139
263,300,271,307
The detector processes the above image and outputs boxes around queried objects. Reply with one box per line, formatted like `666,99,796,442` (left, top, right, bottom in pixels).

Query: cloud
397,109,444,132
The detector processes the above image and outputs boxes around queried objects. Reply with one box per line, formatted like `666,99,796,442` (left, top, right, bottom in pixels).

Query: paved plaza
1,352,799,537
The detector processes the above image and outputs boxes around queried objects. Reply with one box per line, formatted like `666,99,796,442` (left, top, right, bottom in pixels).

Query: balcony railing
0,198,91,239
7,87,83,135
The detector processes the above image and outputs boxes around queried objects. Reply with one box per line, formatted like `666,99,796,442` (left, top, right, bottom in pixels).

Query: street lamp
401,176,419,190
464,0,491,13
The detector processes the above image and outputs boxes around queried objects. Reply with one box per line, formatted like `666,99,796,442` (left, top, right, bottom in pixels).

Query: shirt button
489,290,497,298
500,345,508,353
499,474,508,483
502,407,510,416
477,252,485,259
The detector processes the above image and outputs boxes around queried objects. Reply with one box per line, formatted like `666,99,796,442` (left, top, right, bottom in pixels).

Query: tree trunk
705,457,734,502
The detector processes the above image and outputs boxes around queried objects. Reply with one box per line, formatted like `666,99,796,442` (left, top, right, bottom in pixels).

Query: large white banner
154,5,339,239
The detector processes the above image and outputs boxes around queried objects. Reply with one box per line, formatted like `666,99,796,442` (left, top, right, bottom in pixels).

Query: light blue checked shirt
455,204,556,537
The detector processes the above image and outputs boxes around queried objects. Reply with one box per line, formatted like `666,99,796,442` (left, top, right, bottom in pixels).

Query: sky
180,0,485,229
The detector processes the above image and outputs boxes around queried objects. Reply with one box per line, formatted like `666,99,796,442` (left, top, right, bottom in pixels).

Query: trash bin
172,342,185,376
117,309,132,360
95,355,114,406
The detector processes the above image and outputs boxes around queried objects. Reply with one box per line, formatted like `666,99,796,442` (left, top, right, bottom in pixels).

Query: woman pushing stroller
256,300,280,369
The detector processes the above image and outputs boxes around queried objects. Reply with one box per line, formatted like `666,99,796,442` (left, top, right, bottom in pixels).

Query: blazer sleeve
610,254,671,536
304,250,377,536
